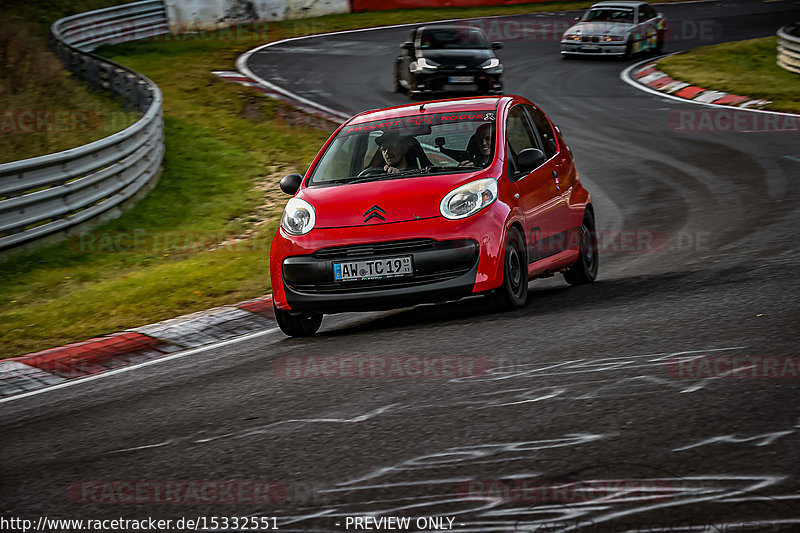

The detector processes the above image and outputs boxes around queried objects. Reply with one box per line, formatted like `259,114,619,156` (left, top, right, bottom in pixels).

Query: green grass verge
1,0,695,357
0,14,138,163
658,37,800,114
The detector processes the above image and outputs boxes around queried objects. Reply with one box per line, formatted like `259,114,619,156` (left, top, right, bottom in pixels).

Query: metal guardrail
0,0,168,252
777,22,800,75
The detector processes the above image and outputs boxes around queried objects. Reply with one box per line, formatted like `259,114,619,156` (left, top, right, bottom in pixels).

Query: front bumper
560,42,627,56
412,69,503,94
270,208,511,313
283,238,480,312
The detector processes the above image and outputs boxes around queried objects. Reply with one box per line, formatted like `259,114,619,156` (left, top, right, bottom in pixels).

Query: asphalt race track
4,1,800,531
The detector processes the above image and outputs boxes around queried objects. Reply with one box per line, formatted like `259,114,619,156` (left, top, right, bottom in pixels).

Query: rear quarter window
527,106,558,160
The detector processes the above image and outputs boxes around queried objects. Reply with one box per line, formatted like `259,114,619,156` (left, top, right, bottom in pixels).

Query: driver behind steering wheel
369,132,415,174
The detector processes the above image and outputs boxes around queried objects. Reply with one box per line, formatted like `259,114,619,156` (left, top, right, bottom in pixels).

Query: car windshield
582,7,635,23
308,110,498,187
419,28,490,50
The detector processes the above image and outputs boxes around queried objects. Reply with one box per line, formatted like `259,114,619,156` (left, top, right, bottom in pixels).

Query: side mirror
280,173,302,195
491,41,503,50
517,148,546,173
401,41,414,51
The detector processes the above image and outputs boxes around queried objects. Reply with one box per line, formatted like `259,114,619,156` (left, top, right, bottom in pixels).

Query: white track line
235,17,516,120
237,1,721,120
0,327,279,404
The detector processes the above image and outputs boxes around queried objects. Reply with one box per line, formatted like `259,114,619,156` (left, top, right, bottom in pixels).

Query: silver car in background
561,1,666,58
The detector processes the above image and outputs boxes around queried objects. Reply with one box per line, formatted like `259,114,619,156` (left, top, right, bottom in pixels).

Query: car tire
489,227,528,309
274,304,323,337
563,210,599,285
623,40,634,60
393,69,404,93
654,34,665,53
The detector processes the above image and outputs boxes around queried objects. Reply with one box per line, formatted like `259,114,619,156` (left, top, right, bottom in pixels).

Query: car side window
526,105,557,160
506,106,537,176
639,5,656,22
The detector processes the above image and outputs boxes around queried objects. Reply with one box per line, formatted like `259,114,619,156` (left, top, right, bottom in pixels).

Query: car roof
347,96,511,125
417,24,485,32
590,1,646,7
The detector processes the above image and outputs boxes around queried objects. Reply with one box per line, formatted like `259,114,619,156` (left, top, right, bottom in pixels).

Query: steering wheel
356,167,386,178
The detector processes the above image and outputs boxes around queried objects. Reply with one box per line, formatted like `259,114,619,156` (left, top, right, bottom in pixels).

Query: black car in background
394,25,504,98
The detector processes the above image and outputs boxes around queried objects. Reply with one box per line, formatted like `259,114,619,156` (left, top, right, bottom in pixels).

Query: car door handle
552,170,560,192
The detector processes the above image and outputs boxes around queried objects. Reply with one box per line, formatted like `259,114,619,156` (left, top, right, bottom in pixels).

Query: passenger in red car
460,123,494,167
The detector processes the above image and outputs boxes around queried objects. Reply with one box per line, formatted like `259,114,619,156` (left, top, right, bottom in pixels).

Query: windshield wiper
348,166,457,182
314,166,470,187
347,173,406,184
383,166,464,178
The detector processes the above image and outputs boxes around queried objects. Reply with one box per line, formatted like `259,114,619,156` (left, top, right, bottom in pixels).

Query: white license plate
333,256,413,281
443,84,478,92
580,44,600,51
448,75,474,83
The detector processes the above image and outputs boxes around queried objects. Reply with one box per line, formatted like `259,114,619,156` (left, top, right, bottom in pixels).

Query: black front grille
417,70,492,92
312,239,438,260
284,239,479,295
287,268,471,294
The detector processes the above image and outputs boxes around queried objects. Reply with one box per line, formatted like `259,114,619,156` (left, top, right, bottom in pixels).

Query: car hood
299,172,485,228
420,49,494,67
565,21,632,36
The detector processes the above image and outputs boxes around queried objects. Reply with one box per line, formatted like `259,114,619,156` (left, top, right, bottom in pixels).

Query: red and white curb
629,61,772,109
620,53,789,113
0,295,275,398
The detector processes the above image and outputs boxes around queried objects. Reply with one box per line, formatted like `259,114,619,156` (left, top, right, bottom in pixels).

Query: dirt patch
240,97,265,122
215,165,291,250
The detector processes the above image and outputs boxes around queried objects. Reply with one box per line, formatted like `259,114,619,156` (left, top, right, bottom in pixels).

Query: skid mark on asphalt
102,345,799,530
673,418,800,452
195,403,400,443
272,474,793,532
104,404,400,454
261,346,800,530
334,434,607,488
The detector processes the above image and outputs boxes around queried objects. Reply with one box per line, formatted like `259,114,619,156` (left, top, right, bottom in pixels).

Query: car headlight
281,197,316,235
481,58,501,70
440,178,498,220
411,57,439,72
564,33,581,41
604,35,624,42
